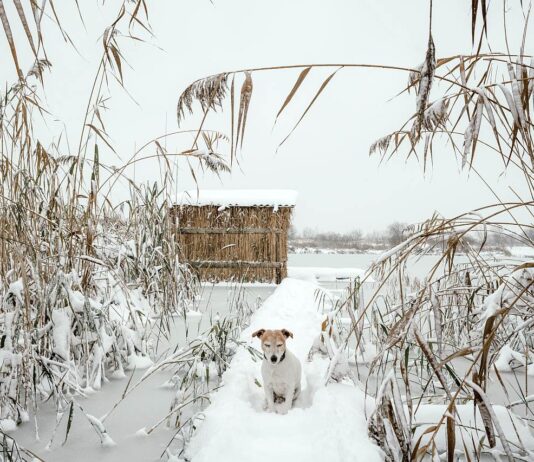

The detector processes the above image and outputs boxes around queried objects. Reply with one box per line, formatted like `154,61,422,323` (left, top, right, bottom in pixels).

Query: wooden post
275,227,281,284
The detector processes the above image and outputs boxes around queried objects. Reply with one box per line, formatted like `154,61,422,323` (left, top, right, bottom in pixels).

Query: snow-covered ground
185,278,381,462
510,246,534,258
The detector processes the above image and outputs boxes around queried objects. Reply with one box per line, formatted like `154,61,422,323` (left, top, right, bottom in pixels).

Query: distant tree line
289,222,530,253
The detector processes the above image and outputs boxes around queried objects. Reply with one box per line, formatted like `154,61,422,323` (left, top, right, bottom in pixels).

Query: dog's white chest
262,352,300,391
268,368,290,394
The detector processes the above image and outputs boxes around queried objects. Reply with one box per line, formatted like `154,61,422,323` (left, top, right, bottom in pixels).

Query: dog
252,328,301,414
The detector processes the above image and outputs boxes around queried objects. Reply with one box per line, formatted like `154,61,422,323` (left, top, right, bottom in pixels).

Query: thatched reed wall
172,205,292,283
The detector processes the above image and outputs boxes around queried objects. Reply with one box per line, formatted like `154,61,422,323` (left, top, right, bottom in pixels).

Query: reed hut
173,190,297,283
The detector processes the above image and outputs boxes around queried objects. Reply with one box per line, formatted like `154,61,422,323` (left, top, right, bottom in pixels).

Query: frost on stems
194,150,231,175
369,134,393,156
463,95,483,168
411,34,436,142
422,98,448,131
368,372,412,462
177,73,229,125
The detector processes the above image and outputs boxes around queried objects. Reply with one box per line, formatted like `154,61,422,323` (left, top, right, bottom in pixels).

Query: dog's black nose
270,355,277,363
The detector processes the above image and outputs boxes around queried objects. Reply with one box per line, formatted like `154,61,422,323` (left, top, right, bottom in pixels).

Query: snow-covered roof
176,189,298,208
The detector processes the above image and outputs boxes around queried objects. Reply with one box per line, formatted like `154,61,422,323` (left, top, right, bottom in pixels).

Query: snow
6,279,24,304
86,414,116,447
351,342,378,365
166,449,185,462
125,353,154,371
494,344,534,375
288,266,370,282
52,309,71,360
185,278,381,462
510,246,534,258
67,288,87,312
413,404,534,456
0,349,21,368
479,284,504,321
479,266,533,322
0,418,17,432
135,427,149,437
176,189,298,210
184,309,203,320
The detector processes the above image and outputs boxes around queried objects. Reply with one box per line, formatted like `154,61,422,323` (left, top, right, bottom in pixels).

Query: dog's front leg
278,387,294,415
264,384,275,412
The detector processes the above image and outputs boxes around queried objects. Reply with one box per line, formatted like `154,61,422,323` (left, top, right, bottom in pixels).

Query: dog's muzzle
264,352,286,364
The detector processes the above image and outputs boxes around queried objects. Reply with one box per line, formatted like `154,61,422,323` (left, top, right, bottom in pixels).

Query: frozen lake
289,251,518,280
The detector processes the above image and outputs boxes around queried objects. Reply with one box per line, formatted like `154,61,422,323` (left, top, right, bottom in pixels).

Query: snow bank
288,266,370,282
52,309,71,360
86,414,116,447
494,344,534,375
125,353,153,371
185,278,381,462
0,418,16,432
176,189,297,210
510,246,534,258
414,404,534,455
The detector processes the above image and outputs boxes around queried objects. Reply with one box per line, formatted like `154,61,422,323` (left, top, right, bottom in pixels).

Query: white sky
1,0,530,233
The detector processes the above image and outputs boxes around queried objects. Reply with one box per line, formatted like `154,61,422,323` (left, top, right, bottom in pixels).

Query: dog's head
252,328,293,365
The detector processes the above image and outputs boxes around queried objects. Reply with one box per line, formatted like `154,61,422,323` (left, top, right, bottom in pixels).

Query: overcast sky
1,0,529,233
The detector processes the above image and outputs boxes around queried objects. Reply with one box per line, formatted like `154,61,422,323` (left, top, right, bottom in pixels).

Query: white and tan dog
252,328,301,414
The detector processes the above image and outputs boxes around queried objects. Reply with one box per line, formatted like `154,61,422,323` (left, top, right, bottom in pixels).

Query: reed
0,2,214,455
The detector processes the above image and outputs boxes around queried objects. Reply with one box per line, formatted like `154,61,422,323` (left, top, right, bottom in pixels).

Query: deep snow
185,278,382,462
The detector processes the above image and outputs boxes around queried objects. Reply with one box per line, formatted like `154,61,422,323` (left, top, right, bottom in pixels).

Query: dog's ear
281,329,293,339
252,329,265,339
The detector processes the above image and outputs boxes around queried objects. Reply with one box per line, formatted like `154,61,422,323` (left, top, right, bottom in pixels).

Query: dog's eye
276,344,283,347
264,343,271,347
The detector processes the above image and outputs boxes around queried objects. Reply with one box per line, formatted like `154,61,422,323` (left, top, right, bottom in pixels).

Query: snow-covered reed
360,5,534,460
0,3,229,458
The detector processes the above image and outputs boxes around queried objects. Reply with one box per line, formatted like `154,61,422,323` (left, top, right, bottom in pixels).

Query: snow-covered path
185,278,382,462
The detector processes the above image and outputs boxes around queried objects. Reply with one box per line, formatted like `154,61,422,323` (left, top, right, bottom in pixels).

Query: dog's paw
277,406,289,415
273,403,290,415
264,401,275,412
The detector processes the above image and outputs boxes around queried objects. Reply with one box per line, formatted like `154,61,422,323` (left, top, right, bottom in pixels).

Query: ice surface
288,266,369,282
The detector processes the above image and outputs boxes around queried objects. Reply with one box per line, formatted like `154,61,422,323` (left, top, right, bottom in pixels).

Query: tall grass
0,2,234,456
